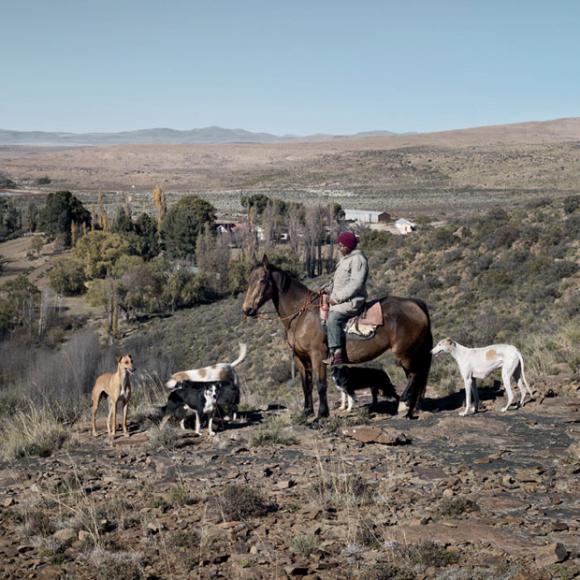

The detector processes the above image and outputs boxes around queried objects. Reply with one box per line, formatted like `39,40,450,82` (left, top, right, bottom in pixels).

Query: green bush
48,258,86,295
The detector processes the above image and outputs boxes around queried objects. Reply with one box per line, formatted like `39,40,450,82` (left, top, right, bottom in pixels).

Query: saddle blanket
345,301,383,338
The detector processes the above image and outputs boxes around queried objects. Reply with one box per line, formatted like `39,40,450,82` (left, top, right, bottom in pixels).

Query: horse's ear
262,254,270,268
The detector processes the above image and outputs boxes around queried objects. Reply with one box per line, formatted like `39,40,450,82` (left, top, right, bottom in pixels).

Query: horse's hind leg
295,355,314,416
399,349,432,419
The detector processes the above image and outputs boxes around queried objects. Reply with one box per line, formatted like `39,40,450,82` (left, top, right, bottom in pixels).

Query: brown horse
242,256,433,419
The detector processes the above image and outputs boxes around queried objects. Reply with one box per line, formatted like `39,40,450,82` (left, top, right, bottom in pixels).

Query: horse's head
242,255,274,317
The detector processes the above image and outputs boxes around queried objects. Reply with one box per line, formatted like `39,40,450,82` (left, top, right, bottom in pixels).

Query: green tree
161,196,216,258
241,193,271,217
39,191,91,247
72,231,131,279
48,258,87,296
134,212,160,259
0,198,21,241
112,206,135,234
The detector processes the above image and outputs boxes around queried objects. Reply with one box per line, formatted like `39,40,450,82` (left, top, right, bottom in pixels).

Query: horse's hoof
309,418,325,430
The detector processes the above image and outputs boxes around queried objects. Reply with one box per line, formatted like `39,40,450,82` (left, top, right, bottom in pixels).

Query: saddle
345,301,383,339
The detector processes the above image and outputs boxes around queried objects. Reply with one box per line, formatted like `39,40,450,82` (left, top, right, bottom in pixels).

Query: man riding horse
322,231,369,366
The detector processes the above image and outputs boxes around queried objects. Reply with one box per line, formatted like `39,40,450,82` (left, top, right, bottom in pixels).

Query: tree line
1,188,345,340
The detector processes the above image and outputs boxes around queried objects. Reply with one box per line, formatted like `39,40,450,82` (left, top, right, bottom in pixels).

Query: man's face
338,243,351,256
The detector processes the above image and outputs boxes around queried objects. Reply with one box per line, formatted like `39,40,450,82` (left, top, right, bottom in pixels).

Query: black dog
331,366,398,411
160,380,219,435
215,379,240,423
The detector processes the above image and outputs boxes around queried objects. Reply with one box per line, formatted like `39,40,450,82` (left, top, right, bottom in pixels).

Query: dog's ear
116,355,122,363
262,254,270,268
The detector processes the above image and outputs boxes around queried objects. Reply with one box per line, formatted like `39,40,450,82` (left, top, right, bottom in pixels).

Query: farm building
343,209,390,223
395,218,417,234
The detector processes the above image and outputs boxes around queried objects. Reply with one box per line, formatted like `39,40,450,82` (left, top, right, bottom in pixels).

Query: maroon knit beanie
337,231,358,250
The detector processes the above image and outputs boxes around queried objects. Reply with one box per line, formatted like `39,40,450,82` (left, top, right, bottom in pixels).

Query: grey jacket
329,249,369,308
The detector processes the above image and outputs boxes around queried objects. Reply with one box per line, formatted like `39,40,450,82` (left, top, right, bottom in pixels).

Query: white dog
431,338,532,415
166,343,246,389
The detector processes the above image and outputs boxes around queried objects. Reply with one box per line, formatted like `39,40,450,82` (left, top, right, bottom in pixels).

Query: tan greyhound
91,354,135,438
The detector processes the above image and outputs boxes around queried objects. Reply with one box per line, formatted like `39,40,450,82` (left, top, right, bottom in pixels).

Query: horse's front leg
312,353,329,418
294,355,314,416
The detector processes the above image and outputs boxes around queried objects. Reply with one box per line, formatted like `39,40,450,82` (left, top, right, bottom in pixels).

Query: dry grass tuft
0,404,68,461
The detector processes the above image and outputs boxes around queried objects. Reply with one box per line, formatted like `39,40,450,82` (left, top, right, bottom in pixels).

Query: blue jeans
326,309,352,351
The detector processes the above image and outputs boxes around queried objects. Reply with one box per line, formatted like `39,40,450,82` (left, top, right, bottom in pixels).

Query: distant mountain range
0,126,398,146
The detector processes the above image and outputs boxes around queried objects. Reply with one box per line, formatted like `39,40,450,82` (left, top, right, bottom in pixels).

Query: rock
275,479,296,490
535,542,568,567
52,528,77,543
502,475,514,486
342,426,411,446
442,488,454,498
285,564,310,576
551,521,569,532
152,457,176,479
36,565,62,579
2,497,15,507
567,443,580,460
146,521,165,535
249,545,259,555
78,530,91,542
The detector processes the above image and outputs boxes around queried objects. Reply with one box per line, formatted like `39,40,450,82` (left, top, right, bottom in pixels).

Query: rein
254,290,322,322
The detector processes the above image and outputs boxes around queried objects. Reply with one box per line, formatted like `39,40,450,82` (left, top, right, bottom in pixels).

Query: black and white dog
215,380,241,422
159,380,219,436
331,366,399,411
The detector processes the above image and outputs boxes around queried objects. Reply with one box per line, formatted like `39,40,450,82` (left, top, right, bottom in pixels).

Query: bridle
253,290,321,322
249,268,323,322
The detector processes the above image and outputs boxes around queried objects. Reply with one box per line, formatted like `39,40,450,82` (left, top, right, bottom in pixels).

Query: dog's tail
517,351,531,393
230,343,247,368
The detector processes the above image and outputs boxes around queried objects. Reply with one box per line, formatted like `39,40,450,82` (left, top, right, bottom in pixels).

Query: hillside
1,118,580,216
0,196,578,578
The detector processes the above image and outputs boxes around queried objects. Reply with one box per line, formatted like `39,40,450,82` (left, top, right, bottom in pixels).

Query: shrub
48,257,87,295
563,195,580,214
291,534,319,556
359,230,391,251
430,227,457,250
251,417,298,447
438,496,480,518
401,541,460,567
219,484,272,521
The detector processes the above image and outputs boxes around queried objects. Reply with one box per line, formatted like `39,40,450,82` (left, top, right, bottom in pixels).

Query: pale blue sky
2,0,579,135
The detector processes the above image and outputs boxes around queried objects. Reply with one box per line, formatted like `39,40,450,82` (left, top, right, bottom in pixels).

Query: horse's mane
251,262,306,294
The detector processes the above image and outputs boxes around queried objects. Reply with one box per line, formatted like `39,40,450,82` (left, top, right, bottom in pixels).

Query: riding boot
322,349,336,366
332,349,346,366
323,348,346,366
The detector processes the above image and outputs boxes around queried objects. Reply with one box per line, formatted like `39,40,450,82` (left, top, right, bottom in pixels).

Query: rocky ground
0,378,578,580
